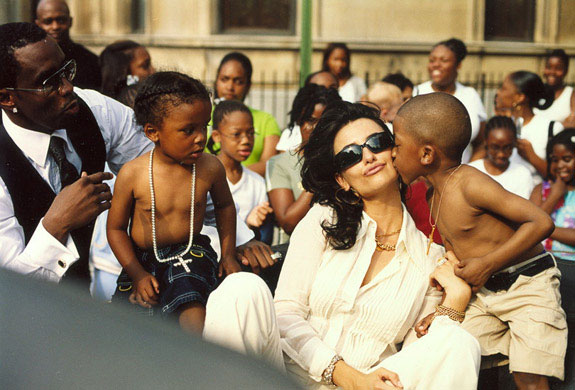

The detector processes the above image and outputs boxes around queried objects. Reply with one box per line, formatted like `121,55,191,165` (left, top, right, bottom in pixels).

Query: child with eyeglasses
208,100,273,240
467,116,534,199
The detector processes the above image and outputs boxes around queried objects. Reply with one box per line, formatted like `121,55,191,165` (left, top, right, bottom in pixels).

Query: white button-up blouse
274,203,444,383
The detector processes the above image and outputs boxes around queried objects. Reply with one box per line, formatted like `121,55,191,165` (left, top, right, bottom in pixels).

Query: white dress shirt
274,203,443,382
0,87,152,282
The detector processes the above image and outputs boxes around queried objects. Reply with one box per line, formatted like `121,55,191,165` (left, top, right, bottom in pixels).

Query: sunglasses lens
366,132,393,153
42,61,76,94
335,146,362,171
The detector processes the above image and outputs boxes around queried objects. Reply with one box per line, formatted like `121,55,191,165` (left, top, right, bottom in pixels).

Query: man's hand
455,257,494,293
246,202,273,229
236,239,277,274
43,171,113,243
218,255,242,278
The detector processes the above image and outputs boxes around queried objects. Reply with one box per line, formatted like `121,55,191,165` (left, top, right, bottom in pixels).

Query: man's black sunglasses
334,131,395,171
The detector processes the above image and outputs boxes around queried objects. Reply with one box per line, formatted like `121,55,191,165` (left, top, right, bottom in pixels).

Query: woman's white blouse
274,203,444,382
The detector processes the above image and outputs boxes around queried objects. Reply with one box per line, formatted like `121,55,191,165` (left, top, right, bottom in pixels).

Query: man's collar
2,110,72,167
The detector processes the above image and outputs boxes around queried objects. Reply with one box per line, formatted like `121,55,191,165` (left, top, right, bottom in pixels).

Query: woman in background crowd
322,42,367,103
416,38,487,163
100,40,155,107
536,49,575,127
495,71,563,185
212,52,281,176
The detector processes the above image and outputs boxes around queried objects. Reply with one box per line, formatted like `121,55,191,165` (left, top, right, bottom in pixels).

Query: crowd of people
1,0,574,389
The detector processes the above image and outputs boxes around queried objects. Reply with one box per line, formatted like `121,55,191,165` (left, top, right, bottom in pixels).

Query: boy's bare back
113,151,230,250
434,165,544,266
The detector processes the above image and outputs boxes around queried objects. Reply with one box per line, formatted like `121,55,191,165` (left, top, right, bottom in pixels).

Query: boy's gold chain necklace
427,165,462,255
149,147,196,272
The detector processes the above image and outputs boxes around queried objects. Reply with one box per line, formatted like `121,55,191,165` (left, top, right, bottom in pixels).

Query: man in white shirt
0,22,151,287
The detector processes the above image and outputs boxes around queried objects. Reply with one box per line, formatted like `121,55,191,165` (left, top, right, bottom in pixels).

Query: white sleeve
274,205,337,381
553,121,565,137
473,89,487,122
74,88,152,174
0,178,79,282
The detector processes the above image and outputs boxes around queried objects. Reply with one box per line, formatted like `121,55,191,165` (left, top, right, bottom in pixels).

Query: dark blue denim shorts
134,234,218,316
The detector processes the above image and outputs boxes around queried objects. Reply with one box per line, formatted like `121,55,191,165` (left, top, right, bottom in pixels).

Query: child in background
209,100,273,239
531,129,575,260
363,81,404,127
382,72,414,103
468,116,533,199
107,72,240,334
393,92,566,389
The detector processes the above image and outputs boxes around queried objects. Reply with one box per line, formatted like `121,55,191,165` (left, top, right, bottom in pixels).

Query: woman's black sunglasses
334,131,395,171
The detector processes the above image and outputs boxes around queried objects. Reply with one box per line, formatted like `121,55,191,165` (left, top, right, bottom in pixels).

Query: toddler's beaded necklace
149,148,196,272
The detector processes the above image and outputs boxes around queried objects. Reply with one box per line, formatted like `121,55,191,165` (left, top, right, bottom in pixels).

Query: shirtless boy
392,92,567,389
107,72,240,334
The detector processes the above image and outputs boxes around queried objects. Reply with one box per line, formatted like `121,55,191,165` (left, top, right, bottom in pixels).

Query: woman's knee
210,272,271,305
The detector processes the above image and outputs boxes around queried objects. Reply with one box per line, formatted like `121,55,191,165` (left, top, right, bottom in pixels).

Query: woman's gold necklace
375,227,402,252
427,165,462,255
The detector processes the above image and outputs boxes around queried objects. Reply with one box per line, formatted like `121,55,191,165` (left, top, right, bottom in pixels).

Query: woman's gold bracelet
433,304,465,323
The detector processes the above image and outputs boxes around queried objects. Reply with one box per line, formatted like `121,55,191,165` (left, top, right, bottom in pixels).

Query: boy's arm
209,157,239,277
456,172,554,290
106,164,159,306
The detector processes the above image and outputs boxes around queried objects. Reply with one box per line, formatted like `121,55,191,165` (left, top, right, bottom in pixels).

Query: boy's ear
335,173,351,191
211,129,221,144
420,144,436,166
144,123,159,143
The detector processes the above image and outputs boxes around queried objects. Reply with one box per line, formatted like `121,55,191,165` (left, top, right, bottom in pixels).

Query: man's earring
12,107,17,114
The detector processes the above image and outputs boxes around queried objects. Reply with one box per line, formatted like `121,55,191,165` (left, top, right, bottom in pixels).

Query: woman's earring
12,107,17,114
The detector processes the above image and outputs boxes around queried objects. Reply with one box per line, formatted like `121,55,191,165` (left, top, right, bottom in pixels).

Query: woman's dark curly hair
134,71,211,127
287,84,342,131
301,101,397,250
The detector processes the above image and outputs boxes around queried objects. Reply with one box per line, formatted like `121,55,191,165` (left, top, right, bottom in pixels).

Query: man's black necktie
49,136,80,189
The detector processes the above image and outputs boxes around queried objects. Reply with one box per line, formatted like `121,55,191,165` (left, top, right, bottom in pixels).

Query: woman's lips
364,164,385,176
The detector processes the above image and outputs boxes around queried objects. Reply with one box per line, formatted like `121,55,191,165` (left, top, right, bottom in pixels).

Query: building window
218,0,296,35
484,0,536,42
130,0,146,34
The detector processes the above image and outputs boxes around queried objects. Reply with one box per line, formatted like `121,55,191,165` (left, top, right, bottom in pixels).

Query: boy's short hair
396,92,471,161
485,116,517,139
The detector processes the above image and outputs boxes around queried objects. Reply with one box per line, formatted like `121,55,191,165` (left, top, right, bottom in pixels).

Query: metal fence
208,71,574,129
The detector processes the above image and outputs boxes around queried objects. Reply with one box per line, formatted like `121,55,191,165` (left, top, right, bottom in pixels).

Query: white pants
203,272,480,390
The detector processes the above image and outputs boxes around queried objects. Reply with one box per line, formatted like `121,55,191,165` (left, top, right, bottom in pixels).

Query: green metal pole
299,0,312,87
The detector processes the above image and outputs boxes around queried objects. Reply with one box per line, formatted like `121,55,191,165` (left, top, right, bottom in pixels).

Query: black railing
206,71,575,129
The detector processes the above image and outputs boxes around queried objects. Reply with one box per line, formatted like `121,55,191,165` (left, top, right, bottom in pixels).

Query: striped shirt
274,203,444,383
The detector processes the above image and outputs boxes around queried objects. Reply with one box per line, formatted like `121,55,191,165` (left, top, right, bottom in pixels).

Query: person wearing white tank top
535,49,575,127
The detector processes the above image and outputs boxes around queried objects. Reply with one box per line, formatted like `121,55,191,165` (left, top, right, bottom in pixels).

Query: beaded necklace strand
149,148,196,272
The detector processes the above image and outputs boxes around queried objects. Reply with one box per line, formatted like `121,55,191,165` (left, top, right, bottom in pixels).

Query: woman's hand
432,252,472,310
333,361,403,390
246,201,273,228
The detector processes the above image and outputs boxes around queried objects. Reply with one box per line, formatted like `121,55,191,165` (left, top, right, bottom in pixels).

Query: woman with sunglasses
204,102,480,390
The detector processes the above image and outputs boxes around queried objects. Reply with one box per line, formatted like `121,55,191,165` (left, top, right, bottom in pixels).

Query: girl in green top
212,52,281,176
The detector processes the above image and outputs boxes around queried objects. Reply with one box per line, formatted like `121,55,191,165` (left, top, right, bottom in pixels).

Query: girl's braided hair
134,71,211,127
